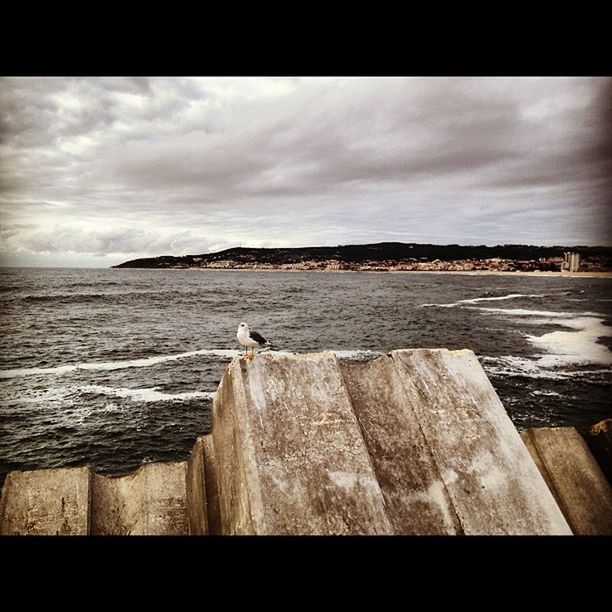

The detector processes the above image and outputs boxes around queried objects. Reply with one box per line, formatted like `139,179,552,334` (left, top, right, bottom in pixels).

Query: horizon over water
1,267,611,488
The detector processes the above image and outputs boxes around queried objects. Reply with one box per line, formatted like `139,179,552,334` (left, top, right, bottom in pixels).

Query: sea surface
1,268,611,486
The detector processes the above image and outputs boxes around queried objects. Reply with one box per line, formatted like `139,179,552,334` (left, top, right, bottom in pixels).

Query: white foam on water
468,305,612,368
421,293,549,308
14,386,75,404
481,355,612,380
78,385,215,403
472,306,612,367
471,307,601,318
0,348,387,380
0,348,241,379
526,316,612,367
10,384,214,407
422,294,612,373
532,390,562,397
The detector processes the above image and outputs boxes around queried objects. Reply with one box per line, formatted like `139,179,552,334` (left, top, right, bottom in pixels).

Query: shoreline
170,268,612,279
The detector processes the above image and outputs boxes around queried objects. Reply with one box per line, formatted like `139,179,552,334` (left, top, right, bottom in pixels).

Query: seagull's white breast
237,327,259,348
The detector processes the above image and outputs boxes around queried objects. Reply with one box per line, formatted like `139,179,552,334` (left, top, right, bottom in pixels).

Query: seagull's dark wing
249,330,268,344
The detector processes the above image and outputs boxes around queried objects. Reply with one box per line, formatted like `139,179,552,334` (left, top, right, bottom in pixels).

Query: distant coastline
112,242,612,274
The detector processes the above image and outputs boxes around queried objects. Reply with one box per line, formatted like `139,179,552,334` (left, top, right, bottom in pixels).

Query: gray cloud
0,77,610,267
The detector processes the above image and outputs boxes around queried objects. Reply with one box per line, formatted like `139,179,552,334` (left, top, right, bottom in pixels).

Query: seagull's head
238,322,250,331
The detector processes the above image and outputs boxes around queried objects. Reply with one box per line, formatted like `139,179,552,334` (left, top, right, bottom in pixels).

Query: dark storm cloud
0,77,610,267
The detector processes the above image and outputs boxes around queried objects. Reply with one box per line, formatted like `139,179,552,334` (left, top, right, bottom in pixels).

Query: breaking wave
0,348,241,379
470,307,602,318
481,355,612,381
471,307,612,367
421,293,550,308
478,306,612,378
16,384,215,405
79,385,215,403
526,316,612,368
0,348,383,379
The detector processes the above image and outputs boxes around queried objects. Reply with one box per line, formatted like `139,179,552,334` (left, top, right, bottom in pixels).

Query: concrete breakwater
1,349,610,535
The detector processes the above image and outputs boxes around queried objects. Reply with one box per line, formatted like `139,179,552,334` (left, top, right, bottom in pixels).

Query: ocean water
1,268,611,486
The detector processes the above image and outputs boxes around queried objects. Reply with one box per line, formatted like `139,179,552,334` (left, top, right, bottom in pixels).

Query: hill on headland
112,242,612,271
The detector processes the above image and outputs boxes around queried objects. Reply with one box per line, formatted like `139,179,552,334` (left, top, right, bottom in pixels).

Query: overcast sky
0,77,610,267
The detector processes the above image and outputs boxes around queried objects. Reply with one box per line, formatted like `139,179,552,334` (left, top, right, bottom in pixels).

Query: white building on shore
561,251,581,272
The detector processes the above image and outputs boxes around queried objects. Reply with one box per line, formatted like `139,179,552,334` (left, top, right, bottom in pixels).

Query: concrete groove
390,351,465,534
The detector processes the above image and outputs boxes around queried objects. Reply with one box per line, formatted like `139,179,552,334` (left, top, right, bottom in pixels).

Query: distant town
113,243,612,273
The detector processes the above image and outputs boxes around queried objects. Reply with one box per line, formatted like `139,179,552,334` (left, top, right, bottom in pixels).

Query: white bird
236,322,270,359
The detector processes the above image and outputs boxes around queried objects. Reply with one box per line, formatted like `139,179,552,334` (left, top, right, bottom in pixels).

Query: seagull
237,322,270,359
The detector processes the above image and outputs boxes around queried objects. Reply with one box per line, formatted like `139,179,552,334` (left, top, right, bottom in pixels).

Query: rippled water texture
1,268,610,485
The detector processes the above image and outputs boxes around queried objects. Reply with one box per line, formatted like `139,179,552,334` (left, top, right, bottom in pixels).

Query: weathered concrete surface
522,427,612,535
0,467,91,535
341,356,461,534
341,349,571,535
186,437,208,535
211,352,392,534
1,462,190,535
91,462,189,535
211,350,570,535
584,419,612,484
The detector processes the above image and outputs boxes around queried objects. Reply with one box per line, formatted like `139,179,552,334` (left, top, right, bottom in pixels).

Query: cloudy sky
0,77,610,267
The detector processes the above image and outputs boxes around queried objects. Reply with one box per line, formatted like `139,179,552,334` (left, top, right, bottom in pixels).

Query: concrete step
205,349,571,534
207,351,392,534
521,427,612,535
0,467,91,535
1,454,208,535
91,462,190,535
341,349,571,534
